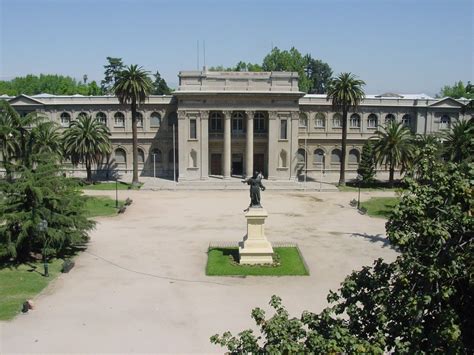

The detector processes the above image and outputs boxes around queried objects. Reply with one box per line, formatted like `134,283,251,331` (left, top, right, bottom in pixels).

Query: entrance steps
140,177,338,191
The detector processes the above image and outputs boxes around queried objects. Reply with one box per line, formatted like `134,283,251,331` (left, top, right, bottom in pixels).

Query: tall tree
113,65,152,185
357,140,376,185
326,73,366,186
442,118,473,163
262,47,312,92
151,71,172,95
305,55,333,94
0,102,18,179
0,155,94,262
31,121,62,158
438,80,474,99
372,121,414,187
63,115,112,182
101,57,125,94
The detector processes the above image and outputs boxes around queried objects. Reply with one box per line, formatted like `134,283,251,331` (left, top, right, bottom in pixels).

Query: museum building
4,70,472,181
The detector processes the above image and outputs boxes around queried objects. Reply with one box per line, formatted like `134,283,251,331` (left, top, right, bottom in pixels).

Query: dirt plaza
1,189,398,353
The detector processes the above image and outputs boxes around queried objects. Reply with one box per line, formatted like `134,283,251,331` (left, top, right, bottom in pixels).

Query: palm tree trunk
131,101,139,185
339,109,348,186
389,156,394,187
86,158,92,183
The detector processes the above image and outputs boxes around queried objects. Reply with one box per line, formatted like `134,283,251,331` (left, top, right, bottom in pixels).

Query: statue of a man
242,171,266,212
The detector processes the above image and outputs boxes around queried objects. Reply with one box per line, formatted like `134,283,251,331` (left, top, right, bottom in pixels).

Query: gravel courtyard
1,189,398,353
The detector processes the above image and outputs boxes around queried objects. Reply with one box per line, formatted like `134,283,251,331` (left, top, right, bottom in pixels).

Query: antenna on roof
203,40,206,69
197,40,200,70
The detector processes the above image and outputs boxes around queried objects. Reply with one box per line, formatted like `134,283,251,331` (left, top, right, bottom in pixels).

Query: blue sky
1,0,472,95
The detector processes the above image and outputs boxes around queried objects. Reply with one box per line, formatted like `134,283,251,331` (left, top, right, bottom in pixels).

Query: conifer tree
357,140,376,185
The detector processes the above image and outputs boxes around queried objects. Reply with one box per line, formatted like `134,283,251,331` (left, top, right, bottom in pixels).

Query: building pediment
8,94,44,106
429,97,464,108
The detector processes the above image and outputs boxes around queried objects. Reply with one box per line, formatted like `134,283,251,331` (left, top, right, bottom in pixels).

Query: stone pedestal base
239,208,274,265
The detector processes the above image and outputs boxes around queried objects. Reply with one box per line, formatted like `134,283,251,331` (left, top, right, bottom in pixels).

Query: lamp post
173,123,176,183
356,174,363,209
319,153,325,192
115,177,118,208
38,219,49,277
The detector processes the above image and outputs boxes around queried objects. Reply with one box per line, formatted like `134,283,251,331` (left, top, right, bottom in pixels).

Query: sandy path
0,189,397,353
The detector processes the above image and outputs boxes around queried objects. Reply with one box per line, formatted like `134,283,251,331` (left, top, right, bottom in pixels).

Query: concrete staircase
140,177,338,191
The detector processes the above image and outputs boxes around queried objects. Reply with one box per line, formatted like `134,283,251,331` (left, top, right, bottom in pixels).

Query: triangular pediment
429,97,464,108
8,94,44,106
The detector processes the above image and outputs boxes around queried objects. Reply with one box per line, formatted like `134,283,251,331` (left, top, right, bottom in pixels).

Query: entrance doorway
210,154,222,175
232,153,243,176
254,153,265,177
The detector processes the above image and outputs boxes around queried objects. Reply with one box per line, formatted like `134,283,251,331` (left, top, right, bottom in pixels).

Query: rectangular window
280,119,288,140
190,119,197,139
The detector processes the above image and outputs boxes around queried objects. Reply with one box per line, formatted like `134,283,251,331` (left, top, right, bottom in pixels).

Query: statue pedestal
239,208,274,265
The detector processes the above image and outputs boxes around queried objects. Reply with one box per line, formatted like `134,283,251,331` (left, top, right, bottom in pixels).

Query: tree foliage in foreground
0,155,94,262
211,156,473,353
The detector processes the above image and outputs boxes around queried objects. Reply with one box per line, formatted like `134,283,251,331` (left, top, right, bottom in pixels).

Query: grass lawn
84,196,124,217
0,259,63,320
82,181,142,191
360,196,399,218
338,185,399,192
206,247,309,276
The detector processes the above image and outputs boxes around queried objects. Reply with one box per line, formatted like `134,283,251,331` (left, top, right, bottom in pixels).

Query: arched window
189,149,197,168
313,149,325,166
279,150,288,168
77,112,88,119
60,112,71,127
136,112,143,128
332,113,342,128
350,114,361,128
315,113,326,128
402,114,411,127
150,112,161,127
168,112,177,127
349,149,360,165
115,148,126,164
440,115,450,129
232,112,244,133
114,112,125,127
137,148,145,164
299,113,308,128
151,148,162,163
254,112,265,132
368,114,378,128
210,112,222,132
331,149,342,164
385,114,395,125
296,148,306,165
96,112,107,125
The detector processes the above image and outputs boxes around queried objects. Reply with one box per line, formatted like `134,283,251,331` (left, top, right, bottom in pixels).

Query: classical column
289,111,300,180
200,110,209,179
245,111,255,177
177,110,187,181
267,111,278,180
223,111,232,178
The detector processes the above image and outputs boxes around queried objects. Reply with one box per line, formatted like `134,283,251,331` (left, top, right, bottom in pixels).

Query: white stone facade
4,70,472,181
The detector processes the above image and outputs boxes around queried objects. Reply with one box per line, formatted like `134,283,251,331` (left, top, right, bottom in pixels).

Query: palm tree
372,121,414,187
0,100,45,170
31,121,63,157
442,118,473,163
113,64,152,185
0,103,18,178
63,115,112,182
327,73,365,185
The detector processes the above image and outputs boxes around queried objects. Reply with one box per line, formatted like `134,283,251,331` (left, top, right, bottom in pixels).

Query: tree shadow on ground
350,232,393,248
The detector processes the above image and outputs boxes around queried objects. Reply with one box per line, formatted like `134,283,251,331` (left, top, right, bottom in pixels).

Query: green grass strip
206,247,309,276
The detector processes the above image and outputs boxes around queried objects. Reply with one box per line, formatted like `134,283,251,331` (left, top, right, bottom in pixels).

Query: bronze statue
242,171,266,211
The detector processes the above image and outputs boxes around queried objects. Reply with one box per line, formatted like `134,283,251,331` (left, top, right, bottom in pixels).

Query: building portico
174,70,303,181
